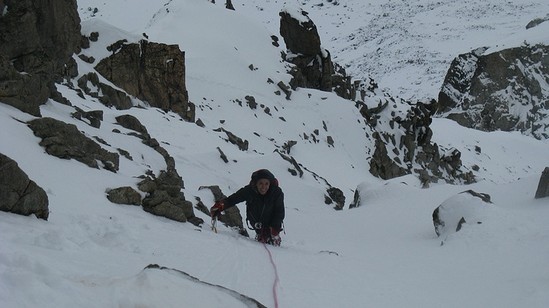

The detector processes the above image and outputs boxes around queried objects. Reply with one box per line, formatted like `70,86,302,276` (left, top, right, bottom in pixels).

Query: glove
210,201,224,218
270,227,281,246
255,228,270,243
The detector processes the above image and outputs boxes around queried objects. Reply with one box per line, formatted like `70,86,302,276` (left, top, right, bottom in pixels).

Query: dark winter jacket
223,171,285,230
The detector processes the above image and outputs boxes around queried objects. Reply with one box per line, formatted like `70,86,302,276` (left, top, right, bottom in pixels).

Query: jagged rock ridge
278,7,474,185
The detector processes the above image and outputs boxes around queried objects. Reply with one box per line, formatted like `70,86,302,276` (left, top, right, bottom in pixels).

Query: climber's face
256,179,270,195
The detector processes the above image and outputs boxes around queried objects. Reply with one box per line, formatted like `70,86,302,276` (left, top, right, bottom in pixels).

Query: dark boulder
0,153,49,220
140,170,202,226
115,114,150,139
0,0,81,116
95,40,195,121
106,186,142,205
325,187,346,210
535,167,549,199
526,15,549,29
27,117,119,172
142,190,190,222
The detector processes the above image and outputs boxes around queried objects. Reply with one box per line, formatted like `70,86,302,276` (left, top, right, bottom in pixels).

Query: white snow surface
1,0,549,307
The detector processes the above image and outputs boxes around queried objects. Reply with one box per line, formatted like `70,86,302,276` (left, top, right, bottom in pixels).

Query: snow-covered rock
432,190,492,237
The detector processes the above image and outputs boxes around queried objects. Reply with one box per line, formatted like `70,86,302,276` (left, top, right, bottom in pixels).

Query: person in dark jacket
210,169,285,246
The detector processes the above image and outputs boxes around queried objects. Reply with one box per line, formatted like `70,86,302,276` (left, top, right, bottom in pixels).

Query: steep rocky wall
0,0,81,115
438,44,549,139
279,8,354,99
94,40,194,121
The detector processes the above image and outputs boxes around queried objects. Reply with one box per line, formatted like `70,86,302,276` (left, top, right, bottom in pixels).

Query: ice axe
211,213,218,233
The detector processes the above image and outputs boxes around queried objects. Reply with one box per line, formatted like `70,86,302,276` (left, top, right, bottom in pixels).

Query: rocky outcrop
115,114,150,138
535,167,549,199
279,8,354,99
432,190,492,237
437,44,549,139
77,72,133,110
95,40,195,121
115,114,202,226
71,106,103,129
213,127,249,151
139,170,195,223
526,14,549,29
0,153,49,220
325,187,345,210
106,186,142,205
349,188,361,209
0,0,81,116
364,99,475,185
278,7,473,185
27,117,119,172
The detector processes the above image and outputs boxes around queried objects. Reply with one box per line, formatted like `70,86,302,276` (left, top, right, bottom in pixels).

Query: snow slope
235,0,549,100
1,0,549,307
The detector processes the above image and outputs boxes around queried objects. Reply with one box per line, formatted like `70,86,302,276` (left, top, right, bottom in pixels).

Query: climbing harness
246,219,263,231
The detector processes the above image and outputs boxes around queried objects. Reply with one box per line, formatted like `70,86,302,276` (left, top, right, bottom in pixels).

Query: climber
210,169,285,246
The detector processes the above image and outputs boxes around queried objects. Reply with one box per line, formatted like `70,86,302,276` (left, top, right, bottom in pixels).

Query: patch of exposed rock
0,153,49,220
535,167,549,199
71,106,104,129
106,186,142,206
27,117,119,172
325,187,345,210
114,114,202,226
77,72,133,110
363,98,475,185
139,170,195,223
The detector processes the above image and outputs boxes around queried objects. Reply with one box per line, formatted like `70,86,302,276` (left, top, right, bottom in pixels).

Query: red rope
263,243,280,308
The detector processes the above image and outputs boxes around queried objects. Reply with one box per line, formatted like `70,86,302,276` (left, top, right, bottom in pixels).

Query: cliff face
438,44,549,140
94,40,194,121
0,0,82,116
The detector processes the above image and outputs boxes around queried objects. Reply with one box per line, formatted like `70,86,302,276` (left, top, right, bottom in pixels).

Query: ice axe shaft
211,215,218,233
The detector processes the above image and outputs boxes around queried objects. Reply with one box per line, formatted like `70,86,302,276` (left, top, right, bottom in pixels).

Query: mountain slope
1,0,548,307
